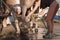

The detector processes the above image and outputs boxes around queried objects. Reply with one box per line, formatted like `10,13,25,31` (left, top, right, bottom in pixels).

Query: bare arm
26,0,41,17
39,9,46,15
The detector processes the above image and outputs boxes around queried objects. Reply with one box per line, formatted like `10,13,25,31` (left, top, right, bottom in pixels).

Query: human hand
25,16,30,22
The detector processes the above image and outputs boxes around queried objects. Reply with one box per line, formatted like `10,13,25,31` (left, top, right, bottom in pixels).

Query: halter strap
13,4,20,7
7,4,21,8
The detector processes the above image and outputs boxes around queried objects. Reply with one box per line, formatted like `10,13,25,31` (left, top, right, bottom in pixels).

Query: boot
43,32,53,39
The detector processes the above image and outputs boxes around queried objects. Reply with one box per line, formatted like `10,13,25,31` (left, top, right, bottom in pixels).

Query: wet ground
0,20,60,40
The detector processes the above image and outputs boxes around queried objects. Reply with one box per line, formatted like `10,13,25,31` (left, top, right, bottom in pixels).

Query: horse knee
15,20,18,23
16,7,21,15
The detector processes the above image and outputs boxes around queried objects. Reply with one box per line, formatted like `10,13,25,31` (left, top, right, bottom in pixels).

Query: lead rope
1,0,11,11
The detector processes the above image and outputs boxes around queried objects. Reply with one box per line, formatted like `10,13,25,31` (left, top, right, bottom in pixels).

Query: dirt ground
0,19,60,40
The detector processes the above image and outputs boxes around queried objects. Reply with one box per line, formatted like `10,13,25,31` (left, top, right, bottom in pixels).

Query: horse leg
2,18,7,27
15,19,20,34
22,6,27,19
0,17,3,32
16,7,21,15
11,13,20,34
15,7,21,34
2,8,10,28
12,7,21,34
29,21,33,32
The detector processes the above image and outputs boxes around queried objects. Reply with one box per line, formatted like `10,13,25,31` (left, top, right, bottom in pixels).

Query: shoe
43,32,53,39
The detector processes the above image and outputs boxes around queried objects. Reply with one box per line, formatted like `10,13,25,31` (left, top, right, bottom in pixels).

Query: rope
1,0,11,11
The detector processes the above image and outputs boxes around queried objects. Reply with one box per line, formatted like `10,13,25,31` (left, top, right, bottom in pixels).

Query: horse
20,0,35,19
2,0,21,34
2,0,36,34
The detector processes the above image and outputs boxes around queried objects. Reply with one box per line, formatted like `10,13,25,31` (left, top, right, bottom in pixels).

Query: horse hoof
16,31,20,34
16,33,20,37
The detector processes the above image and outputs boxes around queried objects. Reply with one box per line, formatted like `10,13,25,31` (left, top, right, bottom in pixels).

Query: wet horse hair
1,0,21,34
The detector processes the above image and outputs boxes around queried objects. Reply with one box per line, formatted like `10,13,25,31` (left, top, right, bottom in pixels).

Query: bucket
54,16,60,19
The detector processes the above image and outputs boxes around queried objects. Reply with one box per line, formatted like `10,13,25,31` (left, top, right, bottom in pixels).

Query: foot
43,32,53,39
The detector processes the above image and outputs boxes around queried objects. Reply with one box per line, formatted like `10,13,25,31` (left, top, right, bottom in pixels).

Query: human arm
26,0,41,18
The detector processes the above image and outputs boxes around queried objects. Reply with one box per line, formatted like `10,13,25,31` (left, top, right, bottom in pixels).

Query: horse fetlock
16,25,20,34
2,18,7,28
25,17,30,22
15,19,20,34
16,28,20,34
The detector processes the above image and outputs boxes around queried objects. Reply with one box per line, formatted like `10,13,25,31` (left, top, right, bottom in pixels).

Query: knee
46,17,53,22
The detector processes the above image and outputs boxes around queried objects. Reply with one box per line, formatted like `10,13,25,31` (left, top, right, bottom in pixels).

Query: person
26,0,59,39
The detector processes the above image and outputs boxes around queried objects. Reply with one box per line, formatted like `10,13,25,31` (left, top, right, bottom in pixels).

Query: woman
26,0,59,39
